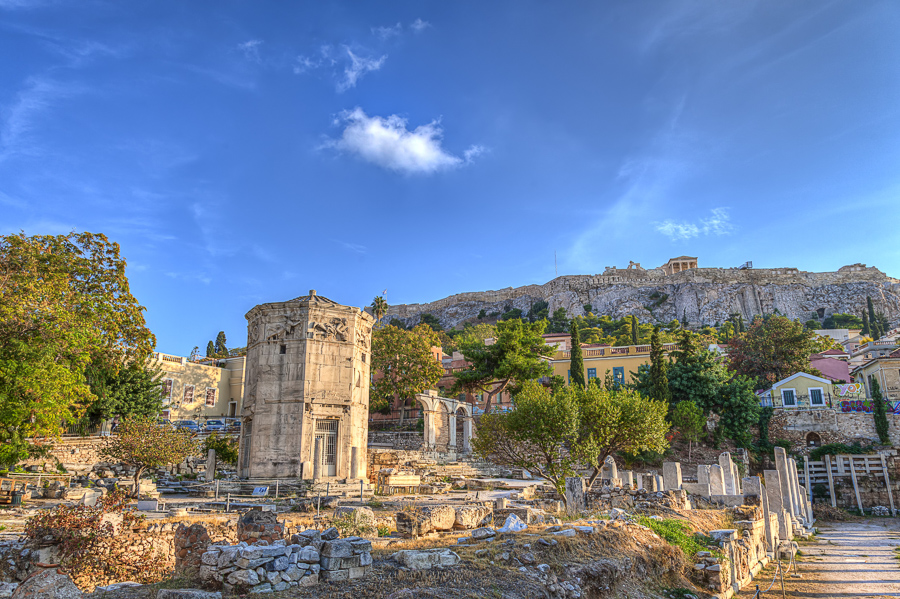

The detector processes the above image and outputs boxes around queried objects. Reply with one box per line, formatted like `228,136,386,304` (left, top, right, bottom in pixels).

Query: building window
587,368,596,381
781,389,796,407
162,379,174,404
809,387,824,406
613,367,625,385
280,344,286,354
183,384,195,404
205,387,217,407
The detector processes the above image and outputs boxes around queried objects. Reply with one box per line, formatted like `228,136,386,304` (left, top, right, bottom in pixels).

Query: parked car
225,418,242,432
156,418,174,429
204,419,226,433
174,420,200,433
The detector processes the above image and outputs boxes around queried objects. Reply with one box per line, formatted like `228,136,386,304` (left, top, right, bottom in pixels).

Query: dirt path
738,519,900,598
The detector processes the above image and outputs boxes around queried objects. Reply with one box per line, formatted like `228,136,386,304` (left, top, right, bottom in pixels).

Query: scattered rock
11,569,82,599
391,549,461,570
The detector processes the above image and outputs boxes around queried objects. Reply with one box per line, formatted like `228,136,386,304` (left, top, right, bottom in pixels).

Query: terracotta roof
890,348,900,359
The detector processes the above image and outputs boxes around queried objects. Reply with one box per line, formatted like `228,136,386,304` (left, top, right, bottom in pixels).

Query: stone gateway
238,291,374,480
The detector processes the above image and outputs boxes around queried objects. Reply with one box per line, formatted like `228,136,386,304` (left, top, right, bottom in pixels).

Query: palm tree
371,296,388,324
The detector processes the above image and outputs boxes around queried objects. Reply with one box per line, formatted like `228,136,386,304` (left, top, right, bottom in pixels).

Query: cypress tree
683,309,689,328
215,331,228,356
569,320,586,388
868,297,880,338
205,340,215,357
631,315,639,345
862,311,871,337
871,376,890,445
649,328,671,404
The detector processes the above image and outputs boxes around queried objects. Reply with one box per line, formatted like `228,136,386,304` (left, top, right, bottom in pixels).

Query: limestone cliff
387,263,900,330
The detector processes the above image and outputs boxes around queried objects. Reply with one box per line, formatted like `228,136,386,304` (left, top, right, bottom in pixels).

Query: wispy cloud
655,208,734,241
410,18,431,33
237,39,263,63
464,145,486,164
0,76,81,163
335,240,368,254
337,48,386,92
372,23,402,40
322,107,481,175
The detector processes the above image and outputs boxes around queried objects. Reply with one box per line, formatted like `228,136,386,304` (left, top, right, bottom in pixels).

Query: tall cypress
868,296,880,338
649,328,671,404
862,310,871,337
215,331,228,356
569,320,586,388
683,309,689,328
631,315,639,345
205,340,215,357
871,376,890,445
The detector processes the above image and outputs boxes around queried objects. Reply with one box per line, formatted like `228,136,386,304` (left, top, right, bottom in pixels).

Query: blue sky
3,1,900,355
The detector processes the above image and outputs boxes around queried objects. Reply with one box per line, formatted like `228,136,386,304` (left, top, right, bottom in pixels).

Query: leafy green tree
667,330,731,411
713,376,761,447
0,232,155,464
631,315,639,345
371,324,444,418
546,308,570,334
719,321,735,342
205,341,215,357
727,315,821,389
870,376,890,445
500,308,523,321
203,433,239,465
419,313,443,332
574,384,670,488
804,319,821,331
102,416,197,497
821,313,863,329
388,318,408,329
671,400,704,460
371,296,388,323
569,320,585,388
583,304,593,314
214,331,228,357
189,346,200,361
452,319,554,414
85,359,163,422
471,380,581,503
527,300,549,323
477,309,487,320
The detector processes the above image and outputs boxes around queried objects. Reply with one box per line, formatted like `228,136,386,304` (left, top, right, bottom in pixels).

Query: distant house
809,350,850,383
851,348,900,402
758,372,835,409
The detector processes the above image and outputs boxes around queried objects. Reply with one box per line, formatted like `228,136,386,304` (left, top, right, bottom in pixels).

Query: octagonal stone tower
237,290,374,480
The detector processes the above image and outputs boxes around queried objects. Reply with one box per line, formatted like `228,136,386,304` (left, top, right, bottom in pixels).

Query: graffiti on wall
839,399,900,415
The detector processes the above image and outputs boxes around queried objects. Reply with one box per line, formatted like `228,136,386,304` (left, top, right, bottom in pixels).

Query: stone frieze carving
309,318,348,342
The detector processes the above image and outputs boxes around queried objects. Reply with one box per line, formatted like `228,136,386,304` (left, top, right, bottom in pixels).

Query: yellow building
151,352,245,423
851,349,900,402
548,342,676,386
759,372,836,408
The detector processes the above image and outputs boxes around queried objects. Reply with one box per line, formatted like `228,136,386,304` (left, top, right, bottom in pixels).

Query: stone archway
435,403,451,451
414,390,474,455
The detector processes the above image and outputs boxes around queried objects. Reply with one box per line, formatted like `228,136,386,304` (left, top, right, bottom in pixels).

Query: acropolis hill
387,257,900,330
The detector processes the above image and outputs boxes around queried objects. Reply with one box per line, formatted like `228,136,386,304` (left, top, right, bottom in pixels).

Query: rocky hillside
388,263,900,330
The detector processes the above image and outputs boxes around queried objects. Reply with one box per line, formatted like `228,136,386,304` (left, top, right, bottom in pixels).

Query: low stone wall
200,540,320,593
368,431,425,451
769,409,900,452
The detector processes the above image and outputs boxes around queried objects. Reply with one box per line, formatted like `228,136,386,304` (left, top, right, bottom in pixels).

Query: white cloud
0,77,80,162
323,108,479,175
238,39,263,62
655,208,734,240
464,144,486,164
410,18,431,32
335,240,368,254
372,23,403,40
337,48,386,92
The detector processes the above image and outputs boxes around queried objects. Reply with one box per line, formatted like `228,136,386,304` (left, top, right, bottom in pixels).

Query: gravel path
739,519,900,598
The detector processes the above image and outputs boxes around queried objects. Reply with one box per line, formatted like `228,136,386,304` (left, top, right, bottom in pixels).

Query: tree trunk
133,467,145,498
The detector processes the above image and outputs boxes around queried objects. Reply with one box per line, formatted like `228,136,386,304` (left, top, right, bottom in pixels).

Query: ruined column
313,437,322,482
709,465,725,495
764,469,792,541
447,410,457,450
636,473,644,490
622,471,634,489
205,448,216,483
788,457,804,522
565,477,586,516
697,464,710,486
462,416,473,453
350,446,359,480
662,462,683,490
774,447,798,521
719,452,737,495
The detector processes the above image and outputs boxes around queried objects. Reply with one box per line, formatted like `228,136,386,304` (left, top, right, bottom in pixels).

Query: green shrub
637,516,722,559
203,433,239,464
810,442,869,461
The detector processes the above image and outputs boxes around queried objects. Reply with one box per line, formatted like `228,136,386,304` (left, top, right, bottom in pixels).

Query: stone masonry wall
769,409,900,453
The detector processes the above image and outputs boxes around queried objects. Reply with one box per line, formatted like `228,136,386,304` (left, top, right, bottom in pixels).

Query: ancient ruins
238,290,374,481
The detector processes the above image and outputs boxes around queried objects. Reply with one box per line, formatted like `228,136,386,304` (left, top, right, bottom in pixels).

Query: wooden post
848,456,864,514
880,453,896,517
824,455,836,508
